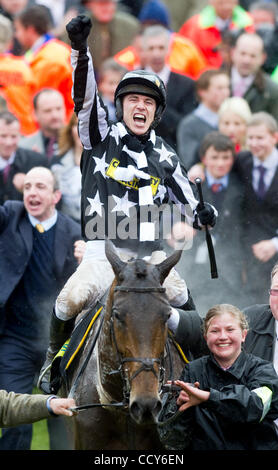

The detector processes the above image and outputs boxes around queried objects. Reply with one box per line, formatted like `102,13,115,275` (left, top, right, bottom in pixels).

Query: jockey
38,15,217,394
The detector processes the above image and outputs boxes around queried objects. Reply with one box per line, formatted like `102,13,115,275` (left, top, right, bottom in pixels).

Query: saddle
49,300,190,394
50,300,104,394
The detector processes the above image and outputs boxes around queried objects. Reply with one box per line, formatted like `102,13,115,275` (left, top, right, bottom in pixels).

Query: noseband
111,285,167,402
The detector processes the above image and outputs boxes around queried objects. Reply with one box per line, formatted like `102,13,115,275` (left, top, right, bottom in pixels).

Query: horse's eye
165,310,171,322
113,309,123,322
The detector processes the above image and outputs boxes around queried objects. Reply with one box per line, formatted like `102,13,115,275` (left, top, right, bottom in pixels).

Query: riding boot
38,309,75,394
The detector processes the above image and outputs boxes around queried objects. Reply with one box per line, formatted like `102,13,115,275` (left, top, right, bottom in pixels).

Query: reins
68,284,183,421
114,286,166,293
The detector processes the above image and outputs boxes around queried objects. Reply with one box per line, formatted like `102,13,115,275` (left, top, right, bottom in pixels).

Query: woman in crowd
218,96,252,153
159,303,278,450
51,113,82,223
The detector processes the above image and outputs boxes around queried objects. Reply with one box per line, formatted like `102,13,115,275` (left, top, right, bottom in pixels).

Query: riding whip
195,178,218,279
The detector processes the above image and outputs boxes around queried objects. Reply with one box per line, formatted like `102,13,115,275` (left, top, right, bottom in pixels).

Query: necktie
46,137,56,160
35,223,45,233
211,183,223,193
233,77,246,97
2,164,10,184
256,165,266,199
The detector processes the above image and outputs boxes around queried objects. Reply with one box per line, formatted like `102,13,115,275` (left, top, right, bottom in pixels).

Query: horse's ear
105,238,126,277
155,250,183,284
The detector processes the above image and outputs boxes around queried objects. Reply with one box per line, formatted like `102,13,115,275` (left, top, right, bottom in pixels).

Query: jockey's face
122,93,156,135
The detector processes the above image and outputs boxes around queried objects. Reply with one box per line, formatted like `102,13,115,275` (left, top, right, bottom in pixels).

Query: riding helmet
114,70,166,128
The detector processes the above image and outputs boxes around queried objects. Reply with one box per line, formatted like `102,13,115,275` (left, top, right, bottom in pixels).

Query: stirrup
37,363,52,394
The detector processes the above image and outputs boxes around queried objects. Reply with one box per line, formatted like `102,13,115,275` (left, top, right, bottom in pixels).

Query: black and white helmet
114,69,166,128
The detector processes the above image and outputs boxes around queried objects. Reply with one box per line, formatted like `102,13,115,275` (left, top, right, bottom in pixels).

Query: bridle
69,284,169,413
109,285,167,403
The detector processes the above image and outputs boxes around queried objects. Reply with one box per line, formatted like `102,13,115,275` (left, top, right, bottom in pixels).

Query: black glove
66,15,92,51
196,202,216,227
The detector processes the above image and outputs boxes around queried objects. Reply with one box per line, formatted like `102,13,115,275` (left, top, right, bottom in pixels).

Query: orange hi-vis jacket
179,5,254,69
114,32,207,79
0,53,37,135
25,37,74,122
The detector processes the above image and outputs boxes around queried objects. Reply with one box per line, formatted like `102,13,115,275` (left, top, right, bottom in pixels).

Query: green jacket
0,390,50,428
243,70,278,121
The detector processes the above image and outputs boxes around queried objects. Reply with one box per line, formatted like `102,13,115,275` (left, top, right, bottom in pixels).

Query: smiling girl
159,304,278,450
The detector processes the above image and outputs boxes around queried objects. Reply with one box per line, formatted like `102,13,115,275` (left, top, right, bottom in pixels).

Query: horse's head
105,240,182,425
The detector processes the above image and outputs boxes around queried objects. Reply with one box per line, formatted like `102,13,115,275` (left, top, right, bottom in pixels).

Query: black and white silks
71,47,208,255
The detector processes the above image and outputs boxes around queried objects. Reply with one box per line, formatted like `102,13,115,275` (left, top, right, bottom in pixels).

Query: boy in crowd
235,112,278,304
180,132,245,313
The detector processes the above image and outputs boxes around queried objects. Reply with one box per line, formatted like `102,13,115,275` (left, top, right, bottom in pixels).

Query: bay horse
62,240,186,450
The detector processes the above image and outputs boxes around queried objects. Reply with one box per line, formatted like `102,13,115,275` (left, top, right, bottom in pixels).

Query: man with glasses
244,262,278,435
244,262,278,367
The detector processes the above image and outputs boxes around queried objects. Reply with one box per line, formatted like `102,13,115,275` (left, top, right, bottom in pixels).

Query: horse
61,240,187,450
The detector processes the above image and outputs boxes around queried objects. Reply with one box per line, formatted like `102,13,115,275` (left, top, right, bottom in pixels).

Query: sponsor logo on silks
106,158,160,196
252,386,273,421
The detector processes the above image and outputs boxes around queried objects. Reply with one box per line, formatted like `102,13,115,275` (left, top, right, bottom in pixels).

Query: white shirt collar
205,170,229,188
194,103,219,128
145,64,171,86
231,66,255,86
273,320,278,375
215,16,231,31
28,210,58,232
253,147,278,169
0,152,16,170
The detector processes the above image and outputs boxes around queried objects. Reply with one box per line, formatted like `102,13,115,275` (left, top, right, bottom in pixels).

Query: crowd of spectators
1,0,278,451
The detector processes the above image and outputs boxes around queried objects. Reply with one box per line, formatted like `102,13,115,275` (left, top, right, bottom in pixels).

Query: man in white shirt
177,68,230,169
140,24,197,150
244,262,278,436
0,111,48,204
230,32,278,120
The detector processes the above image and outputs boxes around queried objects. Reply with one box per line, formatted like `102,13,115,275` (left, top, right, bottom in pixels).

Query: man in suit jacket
140,24,197,150
243,262,278,436
244,262,278,370
230,32,278,121
178,132,246,314
19,89,66,163
0,166,82,450
0,111,48,205
234,112,278,305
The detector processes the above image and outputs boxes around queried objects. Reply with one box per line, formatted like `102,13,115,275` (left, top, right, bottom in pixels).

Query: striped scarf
113,122,156,242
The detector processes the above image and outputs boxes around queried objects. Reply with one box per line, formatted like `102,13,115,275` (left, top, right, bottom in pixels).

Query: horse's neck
97,309,123,402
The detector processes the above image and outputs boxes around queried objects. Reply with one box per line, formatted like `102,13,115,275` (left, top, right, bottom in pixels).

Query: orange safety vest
179,5,254,69
0,53,37,135
25,38,74,122
167,33,207,79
